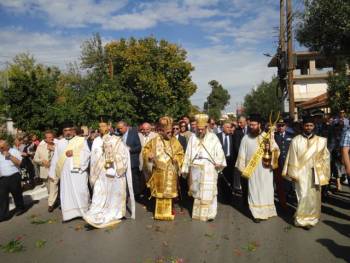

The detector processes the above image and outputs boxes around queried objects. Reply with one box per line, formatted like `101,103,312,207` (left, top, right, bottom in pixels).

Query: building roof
298,92,328,110
268,51,335,69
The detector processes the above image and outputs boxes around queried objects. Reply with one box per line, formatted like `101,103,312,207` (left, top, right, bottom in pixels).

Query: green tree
104,37,197,123
296,0,350,61
243,77,281,119
4,54,61,133
327,69,350,113
203,80,230,120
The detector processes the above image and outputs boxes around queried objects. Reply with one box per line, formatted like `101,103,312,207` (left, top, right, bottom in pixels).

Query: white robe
49,137,90,221
182,132,226,221
84,136,135,228
236,134,277,220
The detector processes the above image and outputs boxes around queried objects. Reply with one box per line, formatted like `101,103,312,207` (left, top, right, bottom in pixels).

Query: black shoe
302,225,312,230
207,219,214,222
253,218,262,223
15,207,26,216
48,206,54,213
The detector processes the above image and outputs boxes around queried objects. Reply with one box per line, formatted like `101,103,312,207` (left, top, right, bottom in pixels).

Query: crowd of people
0,110,349,231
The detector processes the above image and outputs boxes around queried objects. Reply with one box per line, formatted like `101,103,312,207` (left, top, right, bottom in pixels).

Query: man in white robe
236,114,279,223
49,121,90,222
84,117,135,228
182,114,226,221
283,116,330,229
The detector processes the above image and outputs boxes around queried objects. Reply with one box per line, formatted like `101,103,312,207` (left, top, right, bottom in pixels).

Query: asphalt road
0,188,349,263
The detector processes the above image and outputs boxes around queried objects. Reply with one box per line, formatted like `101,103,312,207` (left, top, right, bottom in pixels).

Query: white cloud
0,27,84,68
199,4,279,46
187,45,275,111
103,2,219,30
0,0,219,30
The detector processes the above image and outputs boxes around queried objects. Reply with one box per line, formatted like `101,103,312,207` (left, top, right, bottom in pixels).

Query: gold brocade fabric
282,135,330,185
143,135,184,199
56,136,85,178
282,135,330,226
240,132,280,179
155,198,174,220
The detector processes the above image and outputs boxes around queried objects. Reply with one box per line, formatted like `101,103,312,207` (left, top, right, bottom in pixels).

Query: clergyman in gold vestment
143,116,184,220
282,116,330,229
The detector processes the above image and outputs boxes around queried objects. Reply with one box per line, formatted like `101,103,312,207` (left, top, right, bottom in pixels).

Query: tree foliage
4,54,61,133
328,69,350,113
203,80,230,120
104,36,197,124
2,34,198,132
296,0,350,61
243,77,281,119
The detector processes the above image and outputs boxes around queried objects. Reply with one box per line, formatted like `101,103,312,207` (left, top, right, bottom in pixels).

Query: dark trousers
131,167,143,196
274,168,287,209
241,176,249,206
0,173,25,221
218,158,234,202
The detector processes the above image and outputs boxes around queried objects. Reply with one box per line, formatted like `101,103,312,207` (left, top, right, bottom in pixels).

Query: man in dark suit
116,121,143,199
172,122,188,206
273,119,294,210
172,123,187,152
232,116,249,205
217,121,234,203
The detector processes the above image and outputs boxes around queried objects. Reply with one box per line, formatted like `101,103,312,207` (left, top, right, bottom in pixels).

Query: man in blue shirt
0,139,25,221
340,128,350,186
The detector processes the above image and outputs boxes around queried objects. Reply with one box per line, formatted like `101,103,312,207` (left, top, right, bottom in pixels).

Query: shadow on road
316,239,350,263
322,220,350,238
321,205,350,221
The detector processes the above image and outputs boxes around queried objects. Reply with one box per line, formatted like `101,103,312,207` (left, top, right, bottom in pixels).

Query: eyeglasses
173,127,179,130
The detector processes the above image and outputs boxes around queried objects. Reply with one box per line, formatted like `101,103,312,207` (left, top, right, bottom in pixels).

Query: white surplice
236,134,277,220
49,137,90,221
84,135,135,228
182,132,226,221
282,134,330,227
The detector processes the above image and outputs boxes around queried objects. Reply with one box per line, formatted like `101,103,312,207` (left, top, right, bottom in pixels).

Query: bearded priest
181,114,226,222
143,116,184,220
49,121,90,221
282,116,330,229
235,114,279,223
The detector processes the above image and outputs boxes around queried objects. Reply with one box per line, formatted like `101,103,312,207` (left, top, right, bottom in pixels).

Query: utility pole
286,0,295,120
277,0,287,104
280,0,286,53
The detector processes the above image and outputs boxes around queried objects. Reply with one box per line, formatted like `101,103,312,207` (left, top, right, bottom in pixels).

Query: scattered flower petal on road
0,239,25,253
35,239,47,248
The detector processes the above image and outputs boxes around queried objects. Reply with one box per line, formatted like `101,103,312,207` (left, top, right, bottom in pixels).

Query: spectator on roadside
0,139,25,222
179,120,192,142
33,130,58,212
20,136,36,190
190,119,197,133
208,118,219,134
116,120,143,200
172,122,187,152
337,109,349,128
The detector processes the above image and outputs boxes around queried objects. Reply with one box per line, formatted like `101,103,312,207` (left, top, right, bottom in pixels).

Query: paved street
0,188,349,263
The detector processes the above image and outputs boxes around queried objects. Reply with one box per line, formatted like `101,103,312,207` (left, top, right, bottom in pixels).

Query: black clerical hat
248,114,262,123
61,120,74,129
302,115,315,124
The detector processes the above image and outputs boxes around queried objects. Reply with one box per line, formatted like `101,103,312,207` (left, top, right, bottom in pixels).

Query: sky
0,0,305,112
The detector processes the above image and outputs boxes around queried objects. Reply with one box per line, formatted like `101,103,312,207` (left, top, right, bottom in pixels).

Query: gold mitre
195,114,209,128
159,116,173,130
